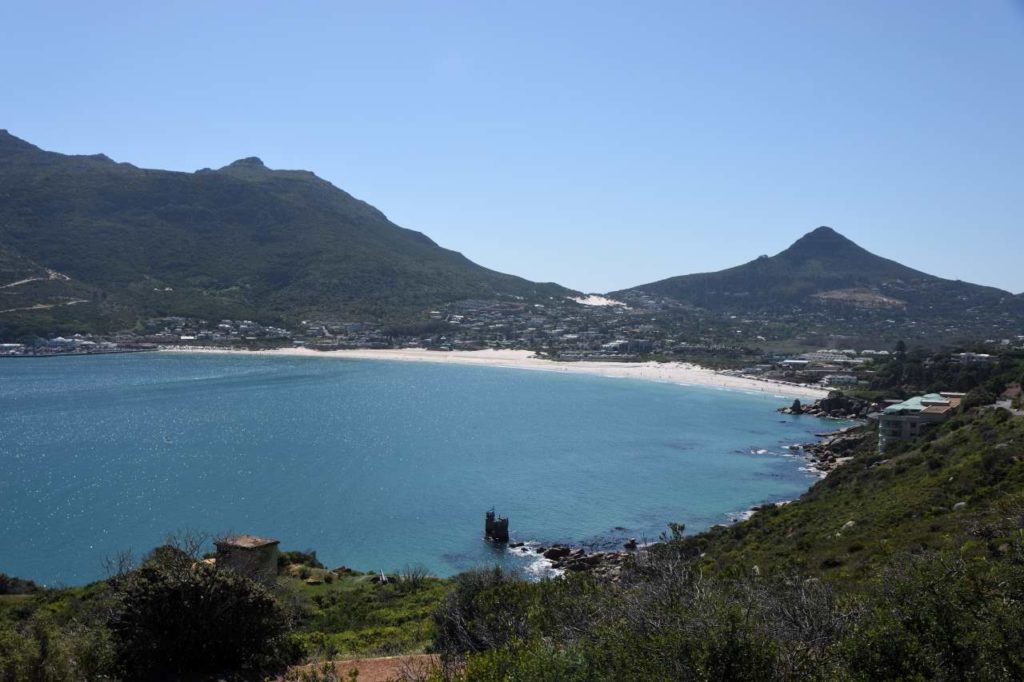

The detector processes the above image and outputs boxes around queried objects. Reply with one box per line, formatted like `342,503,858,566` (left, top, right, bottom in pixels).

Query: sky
2,1,1023,294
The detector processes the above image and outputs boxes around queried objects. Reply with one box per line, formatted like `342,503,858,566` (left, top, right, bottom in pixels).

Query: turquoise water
0,353,829,585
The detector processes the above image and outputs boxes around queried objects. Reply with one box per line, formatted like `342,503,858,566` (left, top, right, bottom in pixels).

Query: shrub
107,559,291,678
0,608,115,681
280,550,325,570
398,564,434,592
432,567,530,658
0,574,40,595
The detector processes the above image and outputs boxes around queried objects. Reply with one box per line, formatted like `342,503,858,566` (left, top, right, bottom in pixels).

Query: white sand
164,346,829,399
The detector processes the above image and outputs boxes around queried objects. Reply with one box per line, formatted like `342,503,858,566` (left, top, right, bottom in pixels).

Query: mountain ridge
615,225,1019,316
0,131,573,336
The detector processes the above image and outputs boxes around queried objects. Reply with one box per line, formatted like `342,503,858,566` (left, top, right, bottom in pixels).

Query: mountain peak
807,225,839,237
781,225,863,259
215,156,272,178
0,130,41,157
227,156,266,169
792,225,851,245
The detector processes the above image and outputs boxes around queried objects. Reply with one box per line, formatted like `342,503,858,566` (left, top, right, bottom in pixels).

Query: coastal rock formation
796,425,872,475
543,546,572,560
779,391,878,420
528,541,661,581
548,548,630,580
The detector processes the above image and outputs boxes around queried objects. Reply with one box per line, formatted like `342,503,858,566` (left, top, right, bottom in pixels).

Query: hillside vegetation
0,130,571,337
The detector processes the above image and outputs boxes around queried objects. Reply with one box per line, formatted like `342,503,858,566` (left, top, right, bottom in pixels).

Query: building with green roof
879,392,963,450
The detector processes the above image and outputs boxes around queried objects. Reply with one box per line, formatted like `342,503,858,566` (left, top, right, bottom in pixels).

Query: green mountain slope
0,243,114,337
0,130,572,333
615,226,1022,323
687,409,1024,580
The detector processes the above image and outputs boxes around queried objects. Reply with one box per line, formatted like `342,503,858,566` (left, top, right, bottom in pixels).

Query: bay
0,353,829,585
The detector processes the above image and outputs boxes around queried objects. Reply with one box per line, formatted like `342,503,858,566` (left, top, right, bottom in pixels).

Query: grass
278,568,449,659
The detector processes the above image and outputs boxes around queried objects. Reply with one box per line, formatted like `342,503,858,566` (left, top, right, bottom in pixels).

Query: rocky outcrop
543,546,572,561
528,539,653,581
549,548,629,580
779,391,878,420
795,425,872,475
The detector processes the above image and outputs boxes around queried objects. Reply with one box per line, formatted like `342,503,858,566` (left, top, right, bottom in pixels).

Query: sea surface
0,353,832,585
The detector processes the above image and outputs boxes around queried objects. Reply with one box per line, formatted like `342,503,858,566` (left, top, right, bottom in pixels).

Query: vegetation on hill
0,130,572,337
860,347,1024,407
683,409,1024,579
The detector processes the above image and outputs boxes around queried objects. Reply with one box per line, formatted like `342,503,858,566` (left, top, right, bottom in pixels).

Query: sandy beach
164,346,830,399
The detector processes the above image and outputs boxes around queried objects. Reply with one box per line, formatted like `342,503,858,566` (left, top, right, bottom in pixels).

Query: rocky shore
509,541,642,581
778,391,880,420
777,391,877,476
789,424,873,475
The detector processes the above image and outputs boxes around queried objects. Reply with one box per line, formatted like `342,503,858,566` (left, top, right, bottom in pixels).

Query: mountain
614,226,1023,341
0,242,103,334
0,130,572,336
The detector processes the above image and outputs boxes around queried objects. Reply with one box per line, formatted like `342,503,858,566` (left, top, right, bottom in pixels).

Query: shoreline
160,346,830,399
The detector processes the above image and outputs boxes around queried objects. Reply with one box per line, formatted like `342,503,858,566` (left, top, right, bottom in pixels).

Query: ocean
0,352,831,585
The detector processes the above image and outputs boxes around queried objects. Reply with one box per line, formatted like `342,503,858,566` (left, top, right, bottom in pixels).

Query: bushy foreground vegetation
433,543,1024,681
0,543,446,680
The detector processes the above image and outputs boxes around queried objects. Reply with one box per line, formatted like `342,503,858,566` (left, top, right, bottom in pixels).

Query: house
822,374,858,387
214,535,280,584
954,352,996,364
878,393,962,450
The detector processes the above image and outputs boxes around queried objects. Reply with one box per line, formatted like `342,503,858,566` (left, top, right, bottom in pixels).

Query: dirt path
287,654,439,681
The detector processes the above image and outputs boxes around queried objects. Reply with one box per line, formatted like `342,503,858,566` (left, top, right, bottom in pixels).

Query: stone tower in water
485,509,509,543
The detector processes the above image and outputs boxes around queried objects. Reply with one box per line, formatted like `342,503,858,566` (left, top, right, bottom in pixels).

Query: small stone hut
214,535,280,584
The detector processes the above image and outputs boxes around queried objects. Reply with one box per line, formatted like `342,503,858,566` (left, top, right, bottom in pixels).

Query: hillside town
3,295,1023,391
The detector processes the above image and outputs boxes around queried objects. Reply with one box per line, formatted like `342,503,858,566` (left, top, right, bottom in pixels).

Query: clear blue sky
2,1,1023,294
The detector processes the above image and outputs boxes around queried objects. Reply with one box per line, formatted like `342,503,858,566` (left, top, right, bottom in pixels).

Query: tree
107,549,290,679
432,567,530,659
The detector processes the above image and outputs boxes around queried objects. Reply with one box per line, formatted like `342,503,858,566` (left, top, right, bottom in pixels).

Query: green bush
432,567,530,658
107,560,290,678
0,607,114,681
280,550,325,570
